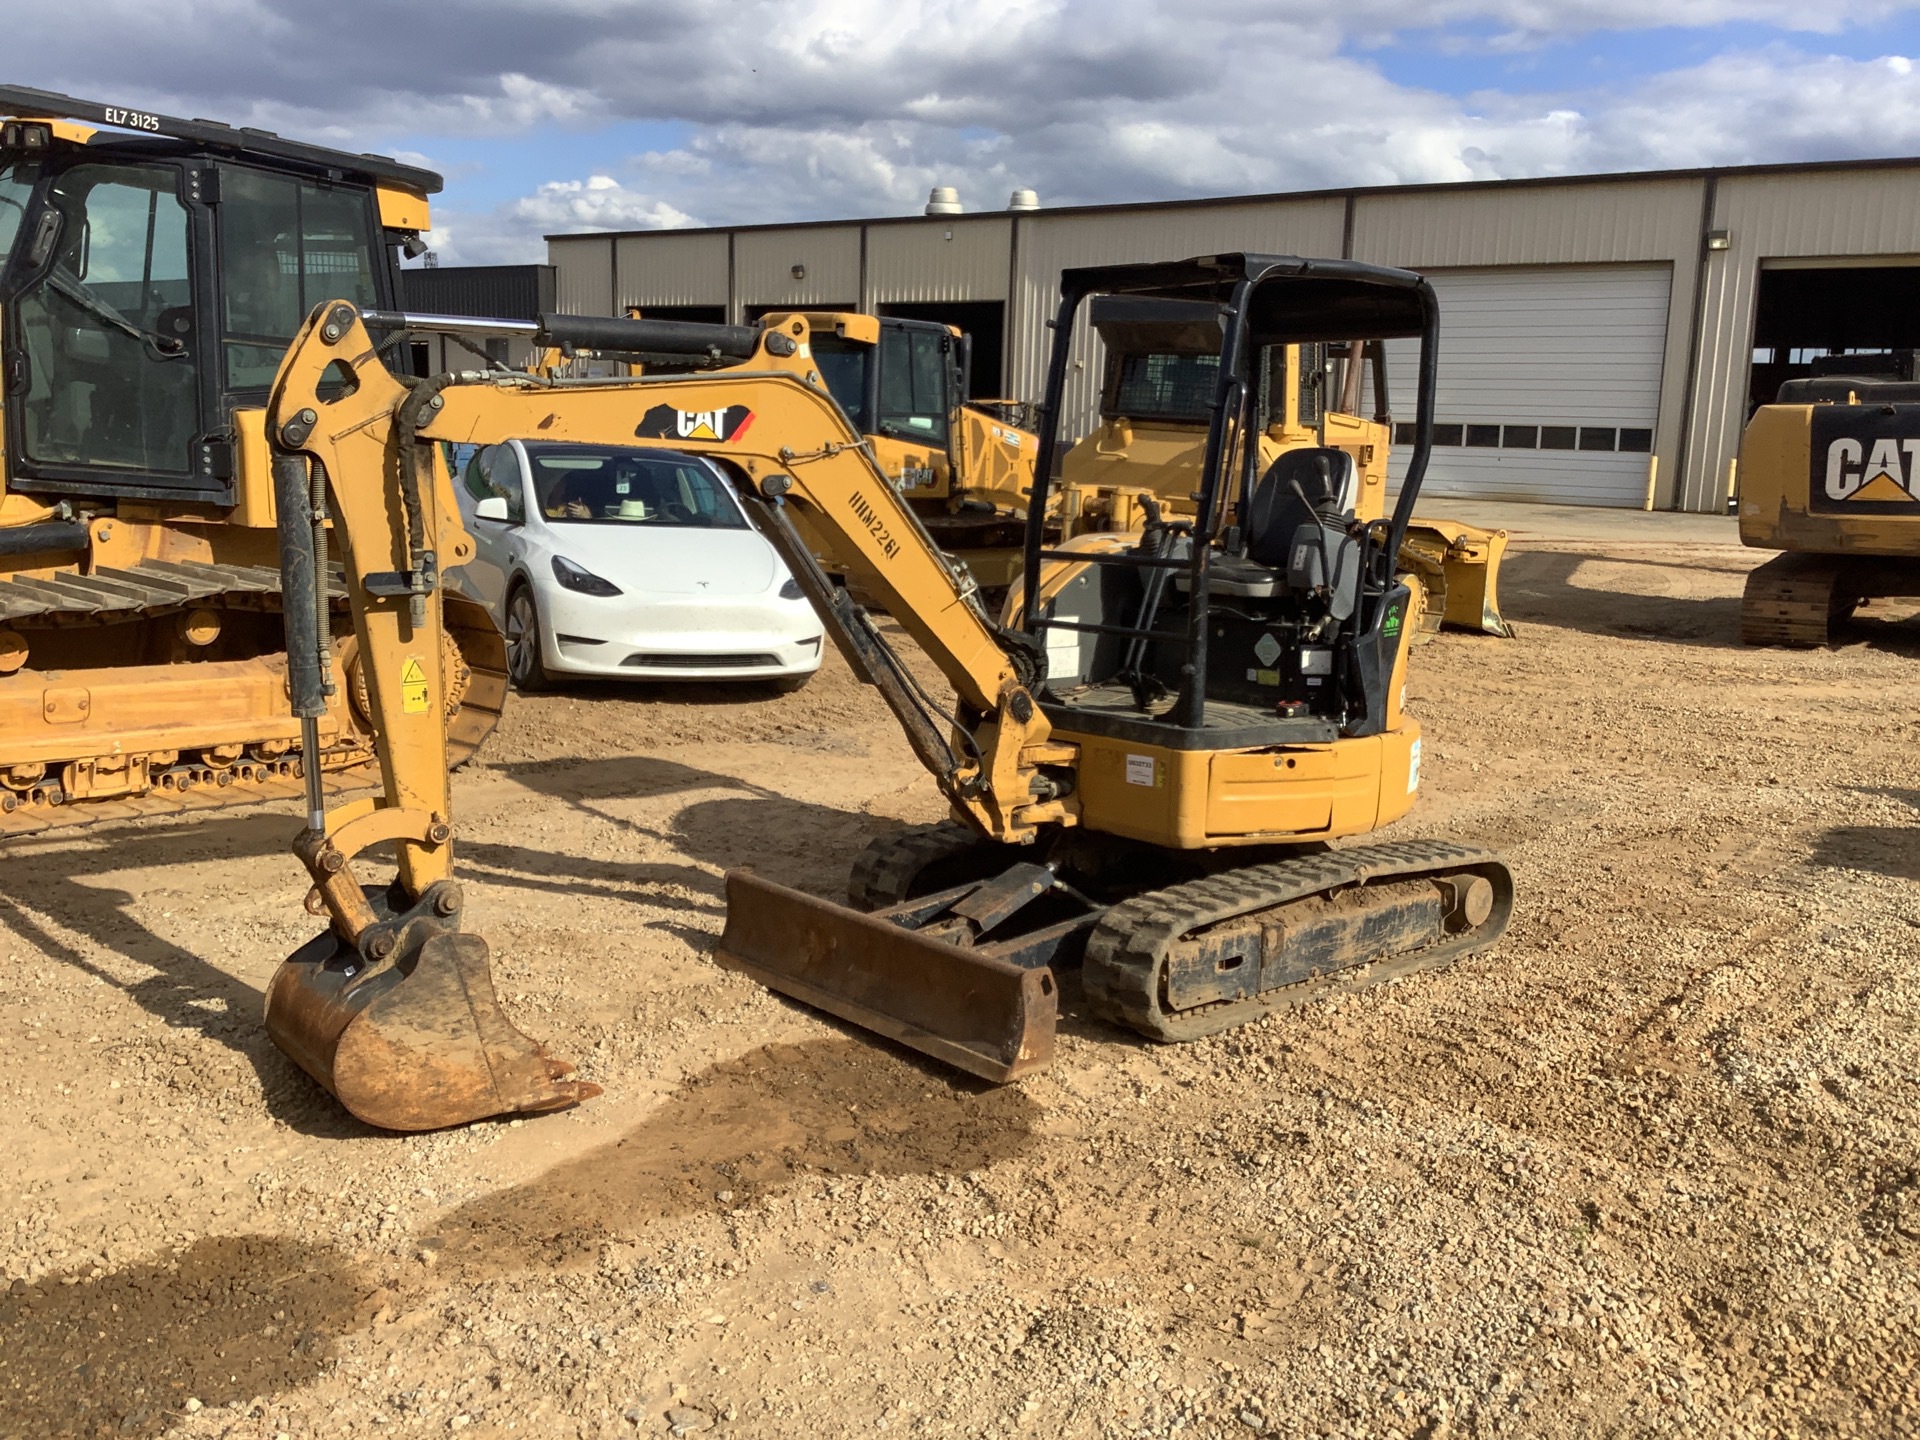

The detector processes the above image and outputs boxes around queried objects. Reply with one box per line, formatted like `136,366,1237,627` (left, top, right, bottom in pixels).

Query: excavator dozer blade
1402,517,1516,637
266,928,600,1132
714,869,1057,1083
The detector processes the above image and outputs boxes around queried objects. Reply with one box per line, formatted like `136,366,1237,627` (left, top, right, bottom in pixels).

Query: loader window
13,162,197,475
810,334,872,430
218,167,380,392
876,325,951,445
1110,351,1219,425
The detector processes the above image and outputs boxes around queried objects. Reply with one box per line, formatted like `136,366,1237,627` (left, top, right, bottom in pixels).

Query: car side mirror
474,496,512,523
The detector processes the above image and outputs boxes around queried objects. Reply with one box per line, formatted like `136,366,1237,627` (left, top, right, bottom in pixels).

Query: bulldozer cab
1022,254,1439,741
0,85,432,510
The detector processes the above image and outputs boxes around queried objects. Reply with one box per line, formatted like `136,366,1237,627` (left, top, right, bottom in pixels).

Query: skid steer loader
261,252,1512,1128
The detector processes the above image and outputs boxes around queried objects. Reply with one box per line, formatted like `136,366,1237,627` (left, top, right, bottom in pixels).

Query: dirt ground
2,529,1917,1440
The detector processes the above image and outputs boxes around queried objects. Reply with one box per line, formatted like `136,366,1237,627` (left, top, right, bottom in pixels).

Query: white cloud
11,2,1920,261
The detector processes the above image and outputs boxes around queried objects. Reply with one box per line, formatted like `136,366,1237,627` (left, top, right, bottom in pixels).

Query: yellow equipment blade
1401,518,1515,637
713,870,1057,1083
266,928,599,1131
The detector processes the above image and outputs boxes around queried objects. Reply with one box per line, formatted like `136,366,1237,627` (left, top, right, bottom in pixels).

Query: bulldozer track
1082,839,1514,1042
0,565,507,840
1740,553,1854,648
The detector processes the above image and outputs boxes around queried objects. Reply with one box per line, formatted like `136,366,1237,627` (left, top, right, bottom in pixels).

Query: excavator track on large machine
1739,552,1856,647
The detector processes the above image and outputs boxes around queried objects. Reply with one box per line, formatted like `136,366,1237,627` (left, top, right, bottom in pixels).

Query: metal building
545,159,1920,513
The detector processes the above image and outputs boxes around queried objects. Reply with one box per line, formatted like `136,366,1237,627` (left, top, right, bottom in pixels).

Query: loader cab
1021,254,1438,745
802,314,965,453
0,89,432,509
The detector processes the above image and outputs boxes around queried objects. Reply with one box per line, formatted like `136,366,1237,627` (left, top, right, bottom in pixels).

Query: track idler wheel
265,886,598,1130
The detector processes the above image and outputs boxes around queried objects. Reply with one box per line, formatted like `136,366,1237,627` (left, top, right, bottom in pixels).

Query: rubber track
1740,553,1851,648
1082,839,1513,1042
846,821,983,911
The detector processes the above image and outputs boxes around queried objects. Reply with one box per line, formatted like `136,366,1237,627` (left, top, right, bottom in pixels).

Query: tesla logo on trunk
636,404,755,443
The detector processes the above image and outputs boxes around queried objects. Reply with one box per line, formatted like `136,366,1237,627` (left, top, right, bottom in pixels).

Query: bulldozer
1056,297,1514,637
1738,361,1920,645
0,85,506,833
259,252,1513,1129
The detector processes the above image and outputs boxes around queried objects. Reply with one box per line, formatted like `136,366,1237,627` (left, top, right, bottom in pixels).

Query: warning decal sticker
401,657,430,715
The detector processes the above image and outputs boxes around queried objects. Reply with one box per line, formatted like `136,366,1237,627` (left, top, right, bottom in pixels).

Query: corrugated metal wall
1009,198,1347,436
1683,170,1920,511
613,230,728,309
546,161,1920,511
866,216,1011,304
735,225,862,313
549,235,614,316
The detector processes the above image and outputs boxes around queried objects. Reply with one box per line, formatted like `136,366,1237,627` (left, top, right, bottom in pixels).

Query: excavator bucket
266,927,600,1132
1401,518,1516,637
713,870,1058,1083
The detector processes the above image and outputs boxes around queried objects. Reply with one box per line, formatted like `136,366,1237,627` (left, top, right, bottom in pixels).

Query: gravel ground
0,533,1916,1440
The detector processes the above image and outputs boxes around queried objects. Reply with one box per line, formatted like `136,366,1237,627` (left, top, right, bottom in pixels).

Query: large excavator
260,252,1513,1130
0,86,506,833
1738,361,1920,645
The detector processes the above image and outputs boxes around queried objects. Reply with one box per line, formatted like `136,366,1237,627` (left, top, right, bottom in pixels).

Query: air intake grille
623,652,780,670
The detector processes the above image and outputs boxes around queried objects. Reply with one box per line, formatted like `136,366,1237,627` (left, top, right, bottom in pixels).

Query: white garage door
1382,264,1672,507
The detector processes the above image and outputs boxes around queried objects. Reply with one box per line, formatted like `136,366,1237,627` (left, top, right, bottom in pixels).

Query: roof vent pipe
1007,188,1039,212
925,186,962,216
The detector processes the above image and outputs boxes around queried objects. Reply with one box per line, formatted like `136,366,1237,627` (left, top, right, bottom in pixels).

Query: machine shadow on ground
1500,547,1920,653
0,1233,366,1440
0,811,377,1137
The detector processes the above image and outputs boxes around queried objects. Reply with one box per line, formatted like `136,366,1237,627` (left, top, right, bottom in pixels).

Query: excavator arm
261,303,1075,1123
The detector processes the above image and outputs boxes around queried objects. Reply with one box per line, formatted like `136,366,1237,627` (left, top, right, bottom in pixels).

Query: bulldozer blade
266,928,600,1131
714,869,1057,1083
1404,517,1516,637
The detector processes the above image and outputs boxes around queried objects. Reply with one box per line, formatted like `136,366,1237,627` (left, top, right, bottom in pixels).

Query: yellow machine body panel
1737,401,1920,556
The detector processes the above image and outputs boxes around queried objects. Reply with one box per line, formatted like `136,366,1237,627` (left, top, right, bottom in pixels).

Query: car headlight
551,555,622,597
779,576,805,601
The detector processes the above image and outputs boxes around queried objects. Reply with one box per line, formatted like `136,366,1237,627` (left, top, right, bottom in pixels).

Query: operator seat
1244,447,1360,620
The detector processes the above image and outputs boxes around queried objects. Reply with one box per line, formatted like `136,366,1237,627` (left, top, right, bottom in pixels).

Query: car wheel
505,584,552,692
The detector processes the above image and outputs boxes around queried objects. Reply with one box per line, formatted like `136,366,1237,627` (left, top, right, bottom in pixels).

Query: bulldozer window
218,166,379,393
14,162,196,475
809,334,872,431
1110,351,1219,425
0,159,40,268
876,325,951,445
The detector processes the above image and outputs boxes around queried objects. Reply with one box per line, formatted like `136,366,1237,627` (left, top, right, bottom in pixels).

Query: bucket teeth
266,928,597,1132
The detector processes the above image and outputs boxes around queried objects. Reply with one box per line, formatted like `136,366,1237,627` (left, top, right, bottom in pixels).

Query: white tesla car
452,440,824,690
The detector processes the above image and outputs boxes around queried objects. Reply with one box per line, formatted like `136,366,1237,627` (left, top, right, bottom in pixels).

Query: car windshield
524,446,747,528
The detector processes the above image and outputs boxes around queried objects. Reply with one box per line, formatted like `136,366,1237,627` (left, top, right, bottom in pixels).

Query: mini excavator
262,254,1513,1129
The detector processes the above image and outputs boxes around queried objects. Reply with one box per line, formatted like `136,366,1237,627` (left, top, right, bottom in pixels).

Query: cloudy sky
12,1,1920,263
